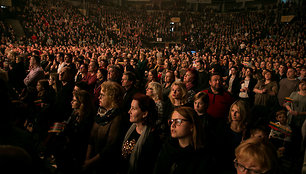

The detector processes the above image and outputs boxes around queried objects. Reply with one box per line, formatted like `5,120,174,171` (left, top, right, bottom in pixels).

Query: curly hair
100,81,124,109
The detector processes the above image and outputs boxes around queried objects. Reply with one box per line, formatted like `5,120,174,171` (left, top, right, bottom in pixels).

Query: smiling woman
119,93,161,174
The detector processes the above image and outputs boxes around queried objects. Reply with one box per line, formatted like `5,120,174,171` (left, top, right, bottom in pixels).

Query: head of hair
275,109,287,118
235,137,278,173
228,100,250,127
148,69,158,81
186,68,198,84
169,81,188,105
75,81,90,92
193,91,209,107
98,68,108,81
209,72,222,81
123,71,136,85
73,90,95,120
0,145,33,173
173,106,205,150
132,93,158,127
147,81,163,101
32,55,41,66
100,81,124,109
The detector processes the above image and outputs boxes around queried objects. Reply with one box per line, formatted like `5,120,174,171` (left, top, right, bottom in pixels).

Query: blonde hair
228,100,249,129
148,82,163,101
100,81,124,109
168,81,188,106
235,137,278,173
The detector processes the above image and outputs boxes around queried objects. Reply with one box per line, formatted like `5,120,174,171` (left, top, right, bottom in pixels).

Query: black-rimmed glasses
234,159,268,174
168,118,189,126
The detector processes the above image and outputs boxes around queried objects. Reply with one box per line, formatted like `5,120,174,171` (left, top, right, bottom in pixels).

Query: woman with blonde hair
234,137,279,174
168,81,188,107
219,100,251,173
83,81,129,174
164,81,189,128
146,81,166,137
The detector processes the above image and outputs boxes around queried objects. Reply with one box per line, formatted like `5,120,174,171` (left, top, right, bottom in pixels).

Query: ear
190,125,194,132
142,111,148,118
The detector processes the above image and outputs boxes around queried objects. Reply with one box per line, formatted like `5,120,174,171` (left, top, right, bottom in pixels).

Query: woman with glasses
82,81,128,174
234,137,279,174
153,106,214,174
120,93,162,174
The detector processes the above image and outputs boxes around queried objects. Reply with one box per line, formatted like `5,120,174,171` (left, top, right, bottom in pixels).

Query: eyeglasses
234,159,268,174
168,118,189,126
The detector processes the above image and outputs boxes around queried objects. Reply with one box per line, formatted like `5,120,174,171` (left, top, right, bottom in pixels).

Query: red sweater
202,88,234,119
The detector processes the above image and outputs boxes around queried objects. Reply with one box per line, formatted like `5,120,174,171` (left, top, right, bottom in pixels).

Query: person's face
36,82,43,92
99,89,111,109
146,85,154,97
171,85,182,99
48,77,54,86
235,158,266,174
71,96,80,109
195,61,202,70
264,72,272,80
165,72,173,83
286,68,295,79
184,71,194,83
129,100,147,124
59,69,67,81
121,75,132,88
260,62,265,68
88,62,96,72
97,70,103,80
251,130,266,141
299,81,306,91
30,57,36,67
245,69,252,77
231,68,237,75
148,72,154,81
229,61,234,68
107,68,115,80
194,98,206,115
276,114,287,125
209,75,222,91
169,111,193,139
231,104,241,121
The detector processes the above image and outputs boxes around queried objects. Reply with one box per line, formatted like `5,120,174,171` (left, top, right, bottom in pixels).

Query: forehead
171,111,184,118
211,75,221,80
172,85,180,90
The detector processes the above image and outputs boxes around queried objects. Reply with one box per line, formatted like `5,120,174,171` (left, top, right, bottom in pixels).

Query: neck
230,121,242,133
197,111,206,116
299,90,306,96
211,87,219,94
62,81,68,86
136,123,145,135
173,99,182,106
178,137,192,148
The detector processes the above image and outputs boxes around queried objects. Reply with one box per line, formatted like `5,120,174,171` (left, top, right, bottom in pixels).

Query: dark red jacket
202,88,234,119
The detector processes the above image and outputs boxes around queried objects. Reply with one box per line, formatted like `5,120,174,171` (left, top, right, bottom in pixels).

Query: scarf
95,107,120,126
123,123,151,174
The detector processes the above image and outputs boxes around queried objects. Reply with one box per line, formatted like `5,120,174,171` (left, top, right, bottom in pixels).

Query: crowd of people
0,0,305,174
